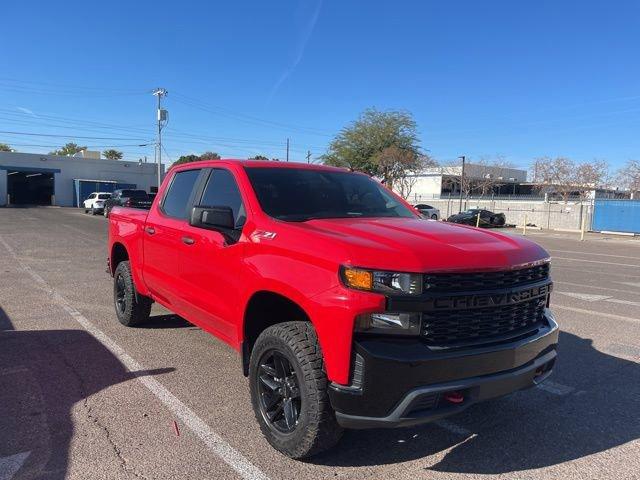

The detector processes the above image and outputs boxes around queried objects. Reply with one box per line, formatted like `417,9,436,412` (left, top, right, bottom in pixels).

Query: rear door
142,168,204,312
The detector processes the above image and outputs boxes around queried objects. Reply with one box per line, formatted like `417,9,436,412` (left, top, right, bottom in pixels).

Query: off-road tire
249,321,343,458
113,261,152,327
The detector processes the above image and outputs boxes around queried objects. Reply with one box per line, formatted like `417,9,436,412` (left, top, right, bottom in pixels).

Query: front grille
421,296,547,347
418,263,551,348
424,263,550,293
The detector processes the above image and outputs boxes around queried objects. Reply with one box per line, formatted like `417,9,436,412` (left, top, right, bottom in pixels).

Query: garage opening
7,170,55,205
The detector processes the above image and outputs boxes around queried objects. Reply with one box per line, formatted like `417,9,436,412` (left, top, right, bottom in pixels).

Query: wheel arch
110,242,129,275
241,290,312,376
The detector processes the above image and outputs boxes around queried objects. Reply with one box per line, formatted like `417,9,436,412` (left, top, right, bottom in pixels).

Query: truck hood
287,217,548,272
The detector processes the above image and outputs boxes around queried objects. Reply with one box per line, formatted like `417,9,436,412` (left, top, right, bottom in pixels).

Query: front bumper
329,313,559,429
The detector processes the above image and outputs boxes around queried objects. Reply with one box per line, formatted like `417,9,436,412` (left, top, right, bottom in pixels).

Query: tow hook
443,391,465,404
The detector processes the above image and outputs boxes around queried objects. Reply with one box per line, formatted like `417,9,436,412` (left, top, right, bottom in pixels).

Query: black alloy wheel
257,350,302,433
115,273,127,315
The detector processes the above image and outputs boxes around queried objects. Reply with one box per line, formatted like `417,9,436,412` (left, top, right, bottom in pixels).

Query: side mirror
190,206,235,231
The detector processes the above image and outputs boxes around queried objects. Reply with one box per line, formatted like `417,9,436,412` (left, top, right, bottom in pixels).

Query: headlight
355,312,422,335
340,266,423,295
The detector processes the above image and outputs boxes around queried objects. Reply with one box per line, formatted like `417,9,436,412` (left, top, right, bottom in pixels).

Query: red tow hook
444,391,465,404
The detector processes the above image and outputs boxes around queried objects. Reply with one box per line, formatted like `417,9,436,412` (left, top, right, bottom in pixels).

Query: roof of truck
171,159,350,172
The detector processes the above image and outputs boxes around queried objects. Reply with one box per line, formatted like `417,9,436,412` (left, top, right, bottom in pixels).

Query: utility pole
286,138,290,162
152,88,168,189
306,150,311,164
458,155,466,213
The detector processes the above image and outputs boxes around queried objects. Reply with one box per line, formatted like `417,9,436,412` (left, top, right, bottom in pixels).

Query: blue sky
1,0,639,171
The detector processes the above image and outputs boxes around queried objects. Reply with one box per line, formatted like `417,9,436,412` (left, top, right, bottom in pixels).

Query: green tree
249,155,269,160
322,108,426,188
49,142,86,156
200,151,221,160
0,143,12,152
170,154,201,169
103,149,123,160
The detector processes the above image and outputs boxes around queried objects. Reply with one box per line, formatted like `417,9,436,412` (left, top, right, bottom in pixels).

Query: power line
171,92,333,137
0,129,152,141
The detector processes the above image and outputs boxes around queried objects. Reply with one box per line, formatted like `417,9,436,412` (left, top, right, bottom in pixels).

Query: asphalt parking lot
1,207,639,480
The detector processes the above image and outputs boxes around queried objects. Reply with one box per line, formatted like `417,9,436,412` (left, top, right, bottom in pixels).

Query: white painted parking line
434,420,472,436
552,256,640,268
556,292,610,302
0,451,30,480
553,304,640,324
548,249,640,260
557,291,640,308
0,366,29,377
0,236,269,480
553,266,640,280
555,281,640,296
536,380,574,396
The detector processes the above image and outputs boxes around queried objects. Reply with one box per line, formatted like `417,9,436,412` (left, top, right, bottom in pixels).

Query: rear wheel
431,214,438,220
91,206,97,215
249,322,343,458
113,261,151,326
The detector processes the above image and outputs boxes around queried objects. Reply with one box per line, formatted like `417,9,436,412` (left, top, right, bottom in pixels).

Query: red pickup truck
108,160,558,458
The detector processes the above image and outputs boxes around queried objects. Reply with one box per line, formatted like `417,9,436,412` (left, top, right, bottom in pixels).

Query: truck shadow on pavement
0,307,174,480
138,313,195,329
313,331,640,473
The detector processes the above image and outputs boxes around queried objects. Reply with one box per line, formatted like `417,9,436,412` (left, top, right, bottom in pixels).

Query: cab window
161,169,201,219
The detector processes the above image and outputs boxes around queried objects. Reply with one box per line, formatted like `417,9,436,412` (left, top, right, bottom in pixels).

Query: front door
142,168,203,312
177,168,247,343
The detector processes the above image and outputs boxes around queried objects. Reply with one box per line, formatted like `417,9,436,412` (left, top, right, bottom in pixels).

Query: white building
0,151,162,207
409,164,528,198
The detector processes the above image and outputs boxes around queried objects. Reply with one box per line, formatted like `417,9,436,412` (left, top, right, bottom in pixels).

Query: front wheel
249,322,343,458
113,261,152,326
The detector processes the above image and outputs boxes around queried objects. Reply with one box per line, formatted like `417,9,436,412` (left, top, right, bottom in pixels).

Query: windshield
245,167,416,222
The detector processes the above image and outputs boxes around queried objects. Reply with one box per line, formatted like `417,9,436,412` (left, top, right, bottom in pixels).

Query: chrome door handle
182,236,195,245
145,227,155,235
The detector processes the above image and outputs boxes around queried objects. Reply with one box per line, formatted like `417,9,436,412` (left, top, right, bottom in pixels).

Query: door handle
145,226,155,235
182,236,195,245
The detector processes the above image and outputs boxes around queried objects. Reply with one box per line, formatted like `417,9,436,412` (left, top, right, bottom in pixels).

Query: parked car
83,192,112,215
108,160,557,459
413,203,440,220
103,189,152,217
447,208,506,227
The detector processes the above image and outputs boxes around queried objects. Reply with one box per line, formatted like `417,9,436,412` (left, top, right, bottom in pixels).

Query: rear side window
98,193,111,199
162,169,201,219
200,169,246,228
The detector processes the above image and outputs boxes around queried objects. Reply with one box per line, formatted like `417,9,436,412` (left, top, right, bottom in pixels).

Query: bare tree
531,157,612,199
471,156,516,196
573,159,610,197
530,157,575,199
374,147,435,196
616,159,640,194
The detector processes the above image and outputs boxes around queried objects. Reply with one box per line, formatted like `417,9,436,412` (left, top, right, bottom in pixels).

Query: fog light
355,312,422,336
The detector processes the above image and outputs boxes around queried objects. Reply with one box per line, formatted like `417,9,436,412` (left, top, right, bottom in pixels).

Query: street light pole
458,155,466,213
152,88,168,190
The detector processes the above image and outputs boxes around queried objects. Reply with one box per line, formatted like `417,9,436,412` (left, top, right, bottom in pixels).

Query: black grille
421,296,547,347
424,263,550,293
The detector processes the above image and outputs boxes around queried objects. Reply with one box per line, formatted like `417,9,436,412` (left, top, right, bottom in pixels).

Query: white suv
414,203,441,220
83,192,112,215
